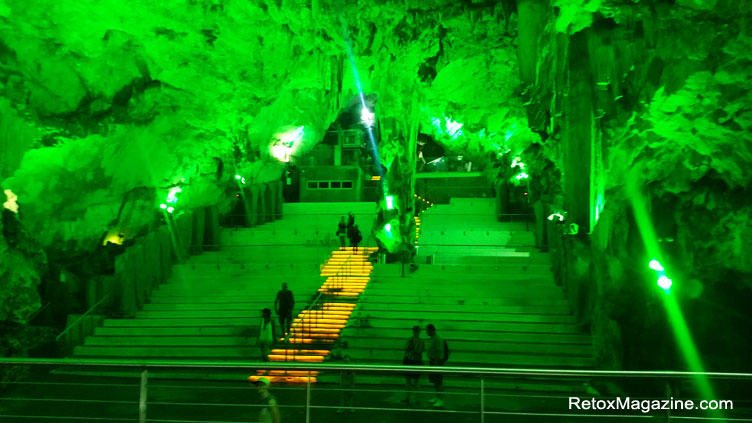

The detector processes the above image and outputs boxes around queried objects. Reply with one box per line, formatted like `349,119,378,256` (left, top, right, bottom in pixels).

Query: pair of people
336,212,362,250
257,283,295,361
403,324,448,407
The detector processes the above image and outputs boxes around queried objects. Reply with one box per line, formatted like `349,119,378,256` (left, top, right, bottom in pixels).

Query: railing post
665,381,672,422
139,369,148,423
481,377,485,423
306,370,312,423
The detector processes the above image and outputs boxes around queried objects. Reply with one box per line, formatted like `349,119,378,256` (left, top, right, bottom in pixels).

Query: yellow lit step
280,338,335,344
269,355,325,363
291,324,344,331
300,310,352,316
249,375,317,384
271,349,330,356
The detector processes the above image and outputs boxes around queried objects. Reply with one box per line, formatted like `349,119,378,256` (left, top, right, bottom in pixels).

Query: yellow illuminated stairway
250,246,378,383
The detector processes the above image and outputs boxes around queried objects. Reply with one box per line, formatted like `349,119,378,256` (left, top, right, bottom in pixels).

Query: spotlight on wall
166,186,182,204
361,107,375,128
3,189,18,214
650,258,672,293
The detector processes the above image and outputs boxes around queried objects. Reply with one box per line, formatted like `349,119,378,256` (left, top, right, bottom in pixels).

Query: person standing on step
346,211,355,245
258,308,275,362
275,283,295,339
336,217,348,249
349,225,362,253
426,324,448,408
402,325,425,404
338,354,355,413
253,377,281,423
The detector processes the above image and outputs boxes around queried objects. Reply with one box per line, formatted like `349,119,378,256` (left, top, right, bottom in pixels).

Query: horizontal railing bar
484,411,748,421
0,397,137,404
2,358,751,379
309,404,478,414
483,411,655,418
0,381,139,387
0,415,134,422
145,420,243,423
146,402,304,409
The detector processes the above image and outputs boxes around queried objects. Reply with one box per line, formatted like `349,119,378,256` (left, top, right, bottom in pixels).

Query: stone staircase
330,198,593,394
68,202,378,365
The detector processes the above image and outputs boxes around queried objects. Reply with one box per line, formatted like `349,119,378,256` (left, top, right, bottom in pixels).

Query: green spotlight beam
626,171,721,420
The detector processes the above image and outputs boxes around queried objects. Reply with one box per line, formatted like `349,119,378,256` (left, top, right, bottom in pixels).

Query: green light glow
649,259,664,272
361,107,375,127
548,213,565,222
271,126,305,162
627,173,720,416
235,175,241,180
159,203,167,210
166,186,182,204
511,157,525,169
657,275,673,290
279,126,305,147
515,172,529,180
166,206,174,213
430,116,464,140
385,195,395,210
3,189,19,214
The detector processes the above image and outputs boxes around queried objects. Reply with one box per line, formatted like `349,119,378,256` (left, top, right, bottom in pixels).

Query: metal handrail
1,358,751,380
26,302,52,323
55,294,110,342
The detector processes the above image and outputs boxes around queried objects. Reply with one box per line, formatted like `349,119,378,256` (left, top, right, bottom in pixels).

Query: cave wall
524,0,752,372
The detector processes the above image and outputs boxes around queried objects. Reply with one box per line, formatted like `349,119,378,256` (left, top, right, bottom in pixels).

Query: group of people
336,211,362,251
402,324,449,407
257,283,295,361
335,323,450,412
252,282,451,421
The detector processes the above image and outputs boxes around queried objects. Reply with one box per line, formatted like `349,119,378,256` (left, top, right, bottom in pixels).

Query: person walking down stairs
402,325,425,405
258,309,276,362
275,283,295,338
427,324,449,408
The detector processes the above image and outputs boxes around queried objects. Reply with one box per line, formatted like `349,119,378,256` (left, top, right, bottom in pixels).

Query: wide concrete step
361,286,563,297
103,318,254,327
95,326,246,336
360,320,579,333
365,292,566,305
351,311,575,324
341,330,591,345
149,296,288,304
347,350,592,367
359,295,569,307
74,346,260,358
151,288,317,297
84,336,254,346
143,303,306,311
343,338,591,356
169,265,323,275
135,310,311,319
358,303,571,315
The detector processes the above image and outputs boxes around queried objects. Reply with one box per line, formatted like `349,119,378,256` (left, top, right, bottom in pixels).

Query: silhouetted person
336,217,348,248
338,355,355,413
253,377,281,423
258,308,275,362
275,283,295,338
402,325,425,404
346,211,355,243
349,225,362,252
426,324,447,407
